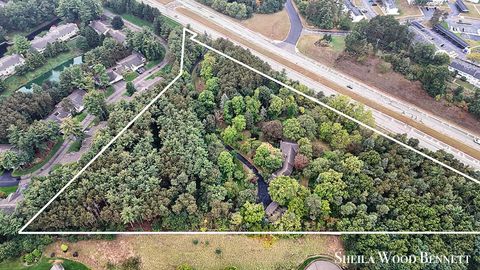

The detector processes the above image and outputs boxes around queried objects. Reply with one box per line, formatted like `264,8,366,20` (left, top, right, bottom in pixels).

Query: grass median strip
176,7,480,161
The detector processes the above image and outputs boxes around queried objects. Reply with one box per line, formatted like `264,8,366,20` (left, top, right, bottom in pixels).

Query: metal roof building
455,0,469,12
433,24,469,50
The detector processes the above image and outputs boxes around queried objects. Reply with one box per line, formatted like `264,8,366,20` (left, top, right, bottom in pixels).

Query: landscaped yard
12,138,65,177
239,9,291,41
0,185,18,196
0,257,89,270
123,71,139,82
67,139,83,153
73,111,88,122
2,44,81,95
121,13,153,28
43,235,342,270
145,59,161,70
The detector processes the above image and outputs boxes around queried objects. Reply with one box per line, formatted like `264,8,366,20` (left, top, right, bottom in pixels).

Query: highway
144,0,480,170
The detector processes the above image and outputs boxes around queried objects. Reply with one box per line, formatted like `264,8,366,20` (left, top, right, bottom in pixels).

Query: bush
177,264,195,270
192,239,199,245
73,251,79,257
23,253,35,264
215,247,222,255
60,244,68,252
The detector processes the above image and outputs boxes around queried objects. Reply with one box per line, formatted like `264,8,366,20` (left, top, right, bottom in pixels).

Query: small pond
18,56,83,93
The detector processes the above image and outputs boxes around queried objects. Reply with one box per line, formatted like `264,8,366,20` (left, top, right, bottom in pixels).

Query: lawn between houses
2,39,82,95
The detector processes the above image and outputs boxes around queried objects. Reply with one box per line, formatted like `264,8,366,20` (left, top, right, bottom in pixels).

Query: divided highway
144,0,480,170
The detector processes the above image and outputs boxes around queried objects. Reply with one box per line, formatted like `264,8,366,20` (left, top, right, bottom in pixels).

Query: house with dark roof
90,20,127,45
344,0,365,22
449,59,480,88
47,89,86,123
107,70,124,85
266,141,299,221
455,0,469,12
31,23,79,53
0,54,25,78
433,24,470,51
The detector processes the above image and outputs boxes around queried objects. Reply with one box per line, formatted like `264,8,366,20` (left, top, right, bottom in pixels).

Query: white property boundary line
18,28,480,235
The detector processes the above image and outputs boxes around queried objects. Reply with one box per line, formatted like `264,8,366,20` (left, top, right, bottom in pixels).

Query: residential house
344,0,366,22
266,141,299,221
0,54,25,78
47,89,86,123
31,23,79,53
90,20,127,45
382,0,399,14
107,70,124,85
449,59,480,88
271,141,299,178
113,52,146,74
50,263,65,270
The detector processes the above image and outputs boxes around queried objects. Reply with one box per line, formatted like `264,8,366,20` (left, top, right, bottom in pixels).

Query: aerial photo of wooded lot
0,0,480,269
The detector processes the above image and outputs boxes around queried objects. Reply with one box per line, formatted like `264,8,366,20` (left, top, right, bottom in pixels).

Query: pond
18,56,83,93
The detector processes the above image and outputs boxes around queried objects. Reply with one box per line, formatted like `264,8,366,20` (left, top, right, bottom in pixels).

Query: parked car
474,137,480,145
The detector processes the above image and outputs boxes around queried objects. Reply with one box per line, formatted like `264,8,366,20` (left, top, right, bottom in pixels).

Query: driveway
283,0,303,45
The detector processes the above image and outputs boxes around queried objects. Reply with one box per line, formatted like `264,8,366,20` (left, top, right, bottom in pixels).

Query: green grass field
0,257,89,270
0,185,18,196
12,138,65,177
73,111,88,122
123,71,139,82
67,139,83,153
121,13,153,28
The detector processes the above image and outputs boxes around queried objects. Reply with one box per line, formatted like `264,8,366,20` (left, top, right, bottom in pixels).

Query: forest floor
238,9,291,41
44,235,343,270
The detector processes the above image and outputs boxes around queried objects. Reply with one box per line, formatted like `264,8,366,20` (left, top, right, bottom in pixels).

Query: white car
474,137,480,145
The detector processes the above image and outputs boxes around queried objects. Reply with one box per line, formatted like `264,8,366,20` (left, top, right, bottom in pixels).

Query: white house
0,54,25,78
31,23,79,53
449,60,480,88
382,0,399,14
344,0,366,22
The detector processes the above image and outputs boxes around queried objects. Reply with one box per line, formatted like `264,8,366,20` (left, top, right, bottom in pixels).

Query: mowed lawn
44,235,343,270
297,34,345,66
0,257,89,270
239,9,291,41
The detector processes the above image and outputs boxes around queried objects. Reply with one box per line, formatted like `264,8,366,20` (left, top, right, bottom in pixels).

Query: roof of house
31,23,79,51
382,0,397,10
51,264,64,270
450,59,480,80
90,20,127,44
455,0,469,12
47,89,86,122
433,24,469,49
344,0,363,16
0,54,24,72
272,141,299,178
114,52,145,73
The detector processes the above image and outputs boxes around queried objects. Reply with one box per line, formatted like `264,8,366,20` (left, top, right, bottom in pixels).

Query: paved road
144,0,480,170
283,0,303,45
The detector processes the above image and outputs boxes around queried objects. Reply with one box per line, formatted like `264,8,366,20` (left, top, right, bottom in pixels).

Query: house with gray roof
271,141,299,178
47,89,86,123
0,54,25,78
449,59,480,88
382,0,398,14
112,52,146,74
31,23,79,53
344,0,365,22
90,20,127,45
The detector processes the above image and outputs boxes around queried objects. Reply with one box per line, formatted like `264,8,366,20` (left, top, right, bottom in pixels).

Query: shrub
177,264,195,270
192,239,199,245
60,244,68,252
23,253,35,264
215,247,222,255
73,251,79,257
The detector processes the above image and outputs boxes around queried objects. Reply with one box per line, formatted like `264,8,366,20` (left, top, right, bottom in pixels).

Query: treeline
0,0,57,33
104,0,178,40
294,0,352,30
195,0,286,20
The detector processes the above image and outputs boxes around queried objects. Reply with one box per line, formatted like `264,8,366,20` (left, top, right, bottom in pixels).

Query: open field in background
239,10,291,41
297,34,345,66
44,235,342,270
176,6,480,160
396,0,423,17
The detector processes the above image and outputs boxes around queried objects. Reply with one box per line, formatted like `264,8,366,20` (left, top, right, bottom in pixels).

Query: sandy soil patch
239,10,291,41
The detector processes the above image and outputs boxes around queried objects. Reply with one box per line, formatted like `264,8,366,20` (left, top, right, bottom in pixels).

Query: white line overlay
18,28,480,235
